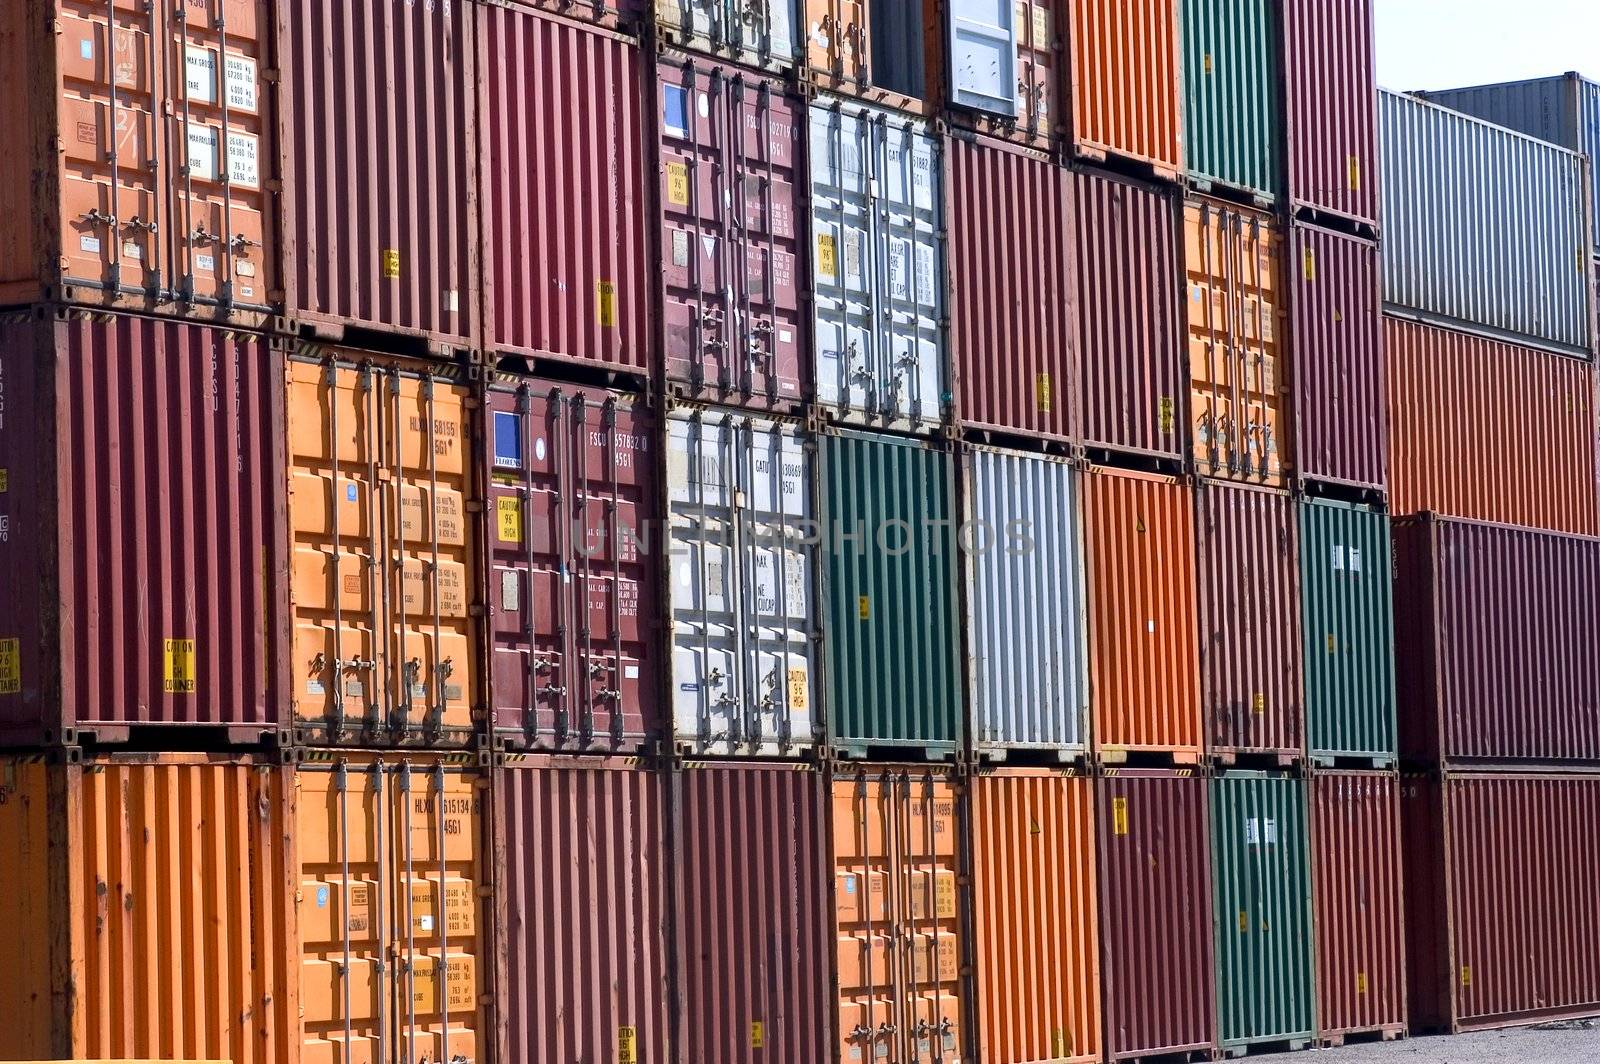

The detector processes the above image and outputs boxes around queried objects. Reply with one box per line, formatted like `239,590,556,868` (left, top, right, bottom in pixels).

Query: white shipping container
653,0,800,73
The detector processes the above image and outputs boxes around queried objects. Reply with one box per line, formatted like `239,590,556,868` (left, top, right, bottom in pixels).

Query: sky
1376,0,1600,92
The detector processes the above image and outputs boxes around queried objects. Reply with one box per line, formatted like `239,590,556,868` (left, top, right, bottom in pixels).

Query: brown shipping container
0,310,288,748
0,753,296,1063
0,1,275,324
285,347,480,748
832,763,965,1064
1075,167,1186,461
1291,226,1386,494
1403,772,1600,1033
1311,771,1407,1043
510,0,644,32
970,768,1100,1064
949,133,1078,443
277,0,480,347
1282,0,1380,230
672,761,833,1064
1097,768,1215,1061
1066,0,1183,178
1195,481,1303,761
495,755,670,1063
1386,316,1598,535
1084,467,1202,760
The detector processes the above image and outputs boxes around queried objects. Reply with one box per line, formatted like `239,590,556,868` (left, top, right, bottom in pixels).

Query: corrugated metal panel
667,408,819,757
671,762,832,1064
1281,0,1378,228
1195,482,1303,762
1210,772,1313,1049
946,0,1063,149
1066,0,1183,177
1291,226,1386,494
479,6,652,374
1181,0,1279,202
1298,500,1397,763
823,430,962,755
277,0,480,346
1385,316,1599,535
656,55,806,410
0,312,288,748
496,757,669,1062
1084,467,1201,759
1379,89,1592,355
508,0,645,32
1393,514,1600,766
1097,769,1215,1061
970,768,1100,1064
1076,168,1186,461
656,0,799,74
812,94,947,432
1311,771,1406,1041
949,134,1077,443
965,447,1088,756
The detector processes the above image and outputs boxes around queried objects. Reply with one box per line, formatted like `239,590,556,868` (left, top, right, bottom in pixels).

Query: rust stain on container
1282,0,1379,229
1066,0,1183,178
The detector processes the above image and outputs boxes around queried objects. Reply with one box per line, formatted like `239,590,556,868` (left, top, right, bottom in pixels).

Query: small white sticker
186,46,218,104
778,328,793,344
306,679,325,696
1265,817,1278,845
195,253,216,273
227,131,260,188
1245,817,1260,844
697,91,710,119
80,235,102,254
419,915,435,932
80,39,93,60
225,54,259,111
534,438,547,462
121,240,143,261
1330,545,1346,571
624,664,639,679
1146,619,1156,633
671,229,690,267
445,289,459,313
1348,547,1363,573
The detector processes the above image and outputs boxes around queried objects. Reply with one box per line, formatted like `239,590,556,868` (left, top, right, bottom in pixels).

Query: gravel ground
1251,1021,1600,1064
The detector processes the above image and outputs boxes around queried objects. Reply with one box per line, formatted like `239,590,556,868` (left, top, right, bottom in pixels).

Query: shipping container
495,755,669,1063
1379,89,1593,356
1281,0,1379,230
948,134,1077,443
656,54,807,411
1311,771,1407,1043
514,0,645,32
1076,167,1186,462
0,753,295,1064
671,761,832,1064
823,430,962,757
285,347,480,748
656,0,799,74
799,0,938,112
1385,316,1599,535
0,1,275,324
277,0,480,347
812,94,947,433
1096,768,1215,1061
485,377,659,753
1298,499,1397,764
942,0,1063,149
1083,467,1202,760
1393,514,1600,767
667,407,819,757
1194,481,1303,763
1185,197,1286,486
1065,0,1183,178
0,310,287,748
1181,0,1279,203
478,6,652,376
1290,226,1386,494
1403,772,1600,1033
831,763,965,1064
1209,771,1313,1051
969,768,1100,1064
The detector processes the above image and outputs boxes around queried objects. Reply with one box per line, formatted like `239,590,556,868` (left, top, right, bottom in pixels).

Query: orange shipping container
969,768,1100,1064
1067,0,1183,178
800,0,941,114
1084,467,1202,760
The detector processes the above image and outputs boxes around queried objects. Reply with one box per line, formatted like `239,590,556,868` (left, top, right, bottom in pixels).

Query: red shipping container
1282,0,1380,230
655,54,805,411
949,133,1078,443
0,309,287,748
478,7,651,376
485,377,660,752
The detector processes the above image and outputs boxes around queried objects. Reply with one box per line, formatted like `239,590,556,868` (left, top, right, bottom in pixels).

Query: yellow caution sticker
163,638,197,694
1326,633,1337,655
816,233,838,282
1238,909,1249,933
618,1025,638,1064
1348,155,1361,191
857,595,870,620
1303,247,1316,281
787,667,808,710
751,1021,766,1049
0,638,19,695
1052,1028,1069,1058
1460,966,1472,987
666,161,690,207
1356,971,1368,994
0,468,8,493
497,497,523,544
596,280,618,328
1252,692,1265,714
1112,796,1129,836
1158,396,1175,435
1204,53,1214,74
1035,372,1053,414
381,248,401,280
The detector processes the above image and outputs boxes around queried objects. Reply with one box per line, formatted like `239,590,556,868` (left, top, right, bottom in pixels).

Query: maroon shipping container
479,7,652,376
1097,768,1216,1061
1291,226,1386,494
1312,771,1407,1043
1402,772,1600,1033
495,756,670,1062
485,377,661,752
1282,0,1379,231
1195,481,1304,761
277,0,481,348
655,54,806,411
1393,514,1600,766
670,762,832,1064
0,309,287,747
949,133,1078,443
1076,167,1186,461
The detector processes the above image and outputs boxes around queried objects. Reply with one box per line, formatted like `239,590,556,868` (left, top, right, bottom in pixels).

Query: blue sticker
346,483,357,502
317,885,330,908
844,875,857,895
80,40,93,60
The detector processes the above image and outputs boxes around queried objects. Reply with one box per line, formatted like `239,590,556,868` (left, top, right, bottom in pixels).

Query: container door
1015,3,1059,137
948,0,1018,116
654,0,798,70
835,772,902,1064
805,0,870,85
896,772,962,1063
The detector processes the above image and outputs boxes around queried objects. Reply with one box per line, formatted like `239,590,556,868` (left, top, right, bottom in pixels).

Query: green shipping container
1298,499,1397,763
822,429,962,756
1210,772,1313,1051
1183,0,1281,201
